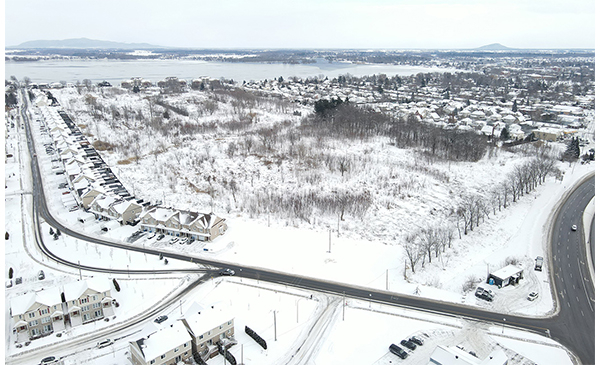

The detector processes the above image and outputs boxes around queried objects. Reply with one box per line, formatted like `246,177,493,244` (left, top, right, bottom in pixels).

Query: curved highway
545,175,595,365
20,89,595,364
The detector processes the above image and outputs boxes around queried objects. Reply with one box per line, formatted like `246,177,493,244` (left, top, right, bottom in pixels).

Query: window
29,320,38,327
92,295,98,301
28,313,35,319
184,343,188,348
94,310,102,318
31,328,40,337
41,316,51,324
80,297,89,304
150,361,155,364
83,313,91,321
228,321,232,325
199,335,203,339
42,324,52,333
160,355,165,359
39,308,49,315
174,348,179,353
184,352,188,356
82,305,90,312
92,303,101,309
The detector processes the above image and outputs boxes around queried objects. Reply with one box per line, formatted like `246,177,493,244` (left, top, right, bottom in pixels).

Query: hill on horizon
475,43,514,50
8,38,164,49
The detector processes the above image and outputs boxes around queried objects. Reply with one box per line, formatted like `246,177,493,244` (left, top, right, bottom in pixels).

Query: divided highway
20,90,595,364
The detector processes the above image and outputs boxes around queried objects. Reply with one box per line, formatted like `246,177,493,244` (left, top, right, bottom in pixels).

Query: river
5,58,452,84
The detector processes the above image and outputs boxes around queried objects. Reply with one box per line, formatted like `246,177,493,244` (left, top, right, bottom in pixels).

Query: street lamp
502,318,506,334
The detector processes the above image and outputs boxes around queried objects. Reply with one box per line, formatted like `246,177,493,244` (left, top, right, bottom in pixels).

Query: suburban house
140,207,227,241
10,287,64,342
63,277,114,327
129,304,235,365
180,304,235,361
129,321,193,365
111,200,144,225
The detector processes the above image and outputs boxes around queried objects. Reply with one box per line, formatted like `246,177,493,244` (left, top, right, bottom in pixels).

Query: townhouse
62,277,115,327
140,207,227,242
10,287,64,342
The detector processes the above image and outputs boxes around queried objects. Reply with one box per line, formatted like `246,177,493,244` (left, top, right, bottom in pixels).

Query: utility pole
273,311,277,341
78,260,82,280
386,269,388,291
342,291,345,321
328,230,331,253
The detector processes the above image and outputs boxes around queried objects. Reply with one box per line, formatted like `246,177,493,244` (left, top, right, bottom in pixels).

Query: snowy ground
4,89,594,364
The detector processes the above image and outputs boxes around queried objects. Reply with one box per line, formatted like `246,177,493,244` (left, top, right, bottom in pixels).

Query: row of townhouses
10,278,115,342
35,95,227,241
130,303,234,365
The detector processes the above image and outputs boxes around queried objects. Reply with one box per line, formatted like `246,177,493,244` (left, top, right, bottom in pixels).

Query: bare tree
404,233,421,274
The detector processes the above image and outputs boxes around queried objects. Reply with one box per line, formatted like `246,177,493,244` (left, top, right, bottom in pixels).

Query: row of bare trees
403,155,559,274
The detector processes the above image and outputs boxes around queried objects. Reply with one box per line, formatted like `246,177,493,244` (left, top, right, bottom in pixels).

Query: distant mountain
475,43,514,51
8,38,165,49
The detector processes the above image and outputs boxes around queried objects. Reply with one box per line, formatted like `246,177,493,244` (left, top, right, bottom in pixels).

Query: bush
113,278,121,292
9,267,14,279
462,275,480,293
504,256,519,266
5,232,9,240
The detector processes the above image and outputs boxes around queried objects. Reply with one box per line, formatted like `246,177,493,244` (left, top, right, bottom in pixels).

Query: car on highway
97,339,113,348
409,336,423,346
571,224,577,231
528,292,539,301
154,315,168,324
220,268,235,276
401,339,417,350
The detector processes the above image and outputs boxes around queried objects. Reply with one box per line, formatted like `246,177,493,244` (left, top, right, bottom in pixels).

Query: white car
571,225,577,231
527,292,539,301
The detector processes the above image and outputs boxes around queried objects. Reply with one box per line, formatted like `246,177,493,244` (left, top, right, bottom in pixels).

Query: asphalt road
20,90,595,364
544,175,595,365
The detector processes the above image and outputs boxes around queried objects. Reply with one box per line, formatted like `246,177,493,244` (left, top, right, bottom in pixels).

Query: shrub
462,275,480,293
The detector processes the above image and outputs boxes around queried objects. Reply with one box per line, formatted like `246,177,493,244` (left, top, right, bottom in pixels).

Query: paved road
545,175,595,365
21,90,595,364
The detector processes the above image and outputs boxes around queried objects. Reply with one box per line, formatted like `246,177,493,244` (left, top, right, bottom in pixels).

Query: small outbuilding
487,265,523,288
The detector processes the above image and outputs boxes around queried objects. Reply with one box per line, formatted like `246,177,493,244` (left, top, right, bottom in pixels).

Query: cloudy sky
4,0,596,49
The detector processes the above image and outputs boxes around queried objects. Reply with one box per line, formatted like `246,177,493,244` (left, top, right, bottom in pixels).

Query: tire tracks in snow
279,295,342,365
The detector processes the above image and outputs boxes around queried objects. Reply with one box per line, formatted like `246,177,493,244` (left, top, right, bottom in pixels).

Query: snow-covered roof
138,321,192,361
429,345,480,365
63,277,111,302
148,207,179,222
10,287,62,316
490,264,522,280
112,200,141,214
182,302,233,339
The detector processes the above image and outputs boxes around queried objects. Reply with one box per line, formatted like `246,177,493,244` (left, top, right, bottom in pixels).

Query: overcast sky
4,0,596,49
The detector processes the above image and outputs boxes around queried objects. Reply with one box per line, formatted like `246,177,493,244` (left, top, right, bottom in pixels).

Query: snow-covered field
4,83,594,365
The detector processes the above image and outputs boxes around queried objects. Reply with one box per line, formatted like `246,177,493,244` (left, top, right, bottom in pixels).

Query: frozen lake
5,58,452,84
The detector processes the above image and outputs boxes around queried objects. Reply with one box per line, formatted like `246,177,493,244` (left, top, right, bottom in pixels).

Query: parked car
571,225,577,231
6,279,13,288
38,270,45,280
528,292,539,301
69,206,78,212
401,339,417,350
156,234,165,241
154,315,168,324
97,339,113,348
389,344,408,359
169,237,179,244
147,232,156,239
40,356,57,364
179,237,189,245
409,336,423,346
534,256,543,271
475,287,493,302
220,268,235,276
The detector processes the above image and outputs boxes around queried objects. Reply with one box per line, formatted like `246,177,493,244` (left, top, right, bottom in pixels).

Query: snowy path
278,295,342,365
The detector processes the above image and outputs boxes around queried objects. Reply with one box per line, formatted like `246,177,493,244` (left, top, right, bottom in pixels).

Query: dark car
389,343,408,359
409,336,423,346
40,356,57,364
220,268,235,276
401,339,417,350
156,234,165,241
154,315,168,324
